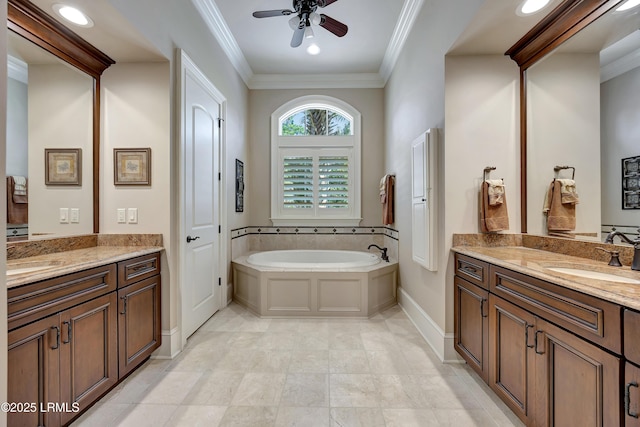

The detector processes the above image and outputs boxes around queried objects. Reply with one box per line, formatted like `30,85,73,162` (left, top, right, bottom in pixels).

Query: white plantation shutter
318,156,349,209
283,156,314,209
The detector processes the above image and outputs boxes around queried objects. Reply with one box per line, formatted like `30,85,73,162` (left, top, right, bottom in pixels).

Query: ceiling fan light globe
305,26,314,39
310,12,321,26
288,16,300,30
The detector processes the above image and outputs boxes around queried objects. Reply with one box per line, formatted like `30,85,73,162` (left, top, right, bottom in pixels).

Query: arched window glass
280,107,353,136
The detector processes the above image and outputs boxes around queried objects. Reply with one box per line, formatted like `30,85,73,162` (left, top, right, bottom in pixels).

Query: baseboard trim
398,287,461,363
152,327,182,359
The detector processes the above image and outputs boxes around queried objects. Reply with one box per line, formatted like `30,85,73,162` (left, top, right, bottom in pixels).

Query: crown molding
249,73,385,89
379,0,425,83
601,47,640,83
7,55,28,84
191,0,253,85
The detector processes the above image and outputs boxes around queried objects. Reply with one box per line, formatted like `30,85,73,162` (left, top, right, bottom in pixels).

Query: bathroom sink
7,261,62,276
546,267,640,284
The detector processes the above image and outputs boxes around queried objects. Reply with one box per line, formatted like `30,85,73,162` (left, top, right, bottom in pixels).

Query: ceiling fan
252,0,348,48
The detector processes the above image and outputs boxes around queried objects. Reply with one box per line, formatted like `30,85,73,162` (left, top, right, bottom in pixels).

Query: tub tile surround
452,233,640,310
231,226,399,261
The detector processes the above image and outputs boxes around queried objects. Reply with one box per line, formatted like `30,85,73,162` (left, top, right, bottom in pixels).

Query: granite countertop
452,246,640,311
6,245,164,289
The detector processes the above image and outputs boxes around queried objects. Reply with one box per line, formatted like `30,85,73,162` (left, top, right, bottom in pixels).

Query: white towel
485,179,505,206
379,175,388,204
12,176,27,196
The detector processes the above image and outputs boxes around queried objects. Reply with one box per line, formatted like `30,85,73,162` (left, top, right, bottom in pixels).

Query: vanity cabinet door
8,315,62,427
625,362,640,427
488,294,535,425
454,276,489,382
118,275,162,378
59,292,118,425
534,318,621,427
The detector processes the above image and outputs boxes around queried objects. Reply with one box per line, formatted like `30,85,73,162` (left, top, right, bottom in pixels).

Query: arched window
271,96,361,226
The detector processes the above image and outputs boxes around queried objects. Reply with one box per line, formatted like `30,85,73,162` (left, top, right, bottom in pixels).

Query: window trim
271,95,362,226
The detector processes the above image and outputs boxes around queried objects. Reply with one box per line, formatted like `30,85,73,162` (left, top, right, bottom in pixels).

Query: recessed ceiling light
307,44,320,55
52,4,94,28
517,0,551,15
616,0,640,11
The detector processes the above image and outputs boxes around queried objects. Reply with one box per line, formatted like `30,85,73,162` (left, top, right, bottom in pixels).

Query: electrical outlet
127,208,138,224
70,208,80,223
117,208,126,224
59,208,69,224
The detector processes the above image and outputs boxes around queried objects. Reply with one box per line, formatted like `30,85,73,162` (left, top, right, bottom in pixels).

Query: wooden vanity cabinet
454,253,624,426
7,252,162,427
454,275,489,382
117,253,161,378
623,309,640,425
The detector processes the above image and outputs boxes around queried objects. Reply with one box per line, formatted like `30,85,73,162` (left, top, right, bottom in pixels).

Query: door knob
186,235,200,243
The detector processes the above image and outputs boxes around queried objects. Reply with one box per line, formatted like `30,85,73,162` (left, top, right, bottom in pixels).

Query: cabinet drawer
490,265,622,353
625,309,640,365
117,252,160,288
455,254,489,290
8,264,117,331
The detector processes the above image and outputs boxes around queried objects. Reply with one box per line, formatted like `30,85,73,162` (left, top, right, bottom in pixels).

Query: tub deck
232,253,398,318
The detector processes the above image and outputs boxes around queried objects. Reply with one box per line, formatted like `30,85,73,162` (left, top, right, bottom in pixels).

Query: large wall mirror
6,0,113,239
508,0,640,241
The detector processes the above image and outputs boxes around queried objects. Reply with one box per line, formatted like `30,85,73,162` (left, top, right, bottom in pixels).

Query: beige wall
384,0,488,360
28,64,94,235
101,62,172,333
527,53,601,236
247,88,384,227
1,0,9,422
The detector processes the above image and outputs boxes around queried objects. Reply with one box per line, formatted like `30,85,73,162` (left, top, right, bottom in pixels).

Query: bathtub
233,250,397,318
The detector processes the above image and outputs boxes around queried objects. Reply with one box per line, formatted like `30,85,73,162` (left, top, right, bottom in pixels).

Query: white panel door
181,53,222,340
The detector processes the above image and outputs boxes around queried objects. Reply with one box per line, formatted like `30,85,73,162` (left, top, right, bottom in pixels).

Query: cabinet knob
626,381,639,418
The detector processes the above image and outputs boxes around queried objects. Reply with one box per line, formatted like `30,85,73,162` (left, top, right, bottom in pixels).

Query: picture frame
236,159,244,212
622,155,640,210
114,148,151,186
45,148,82,186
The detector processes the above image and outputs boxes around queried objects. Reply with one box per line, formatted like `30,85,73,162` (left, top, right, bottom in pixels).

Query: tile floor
72,303,524,427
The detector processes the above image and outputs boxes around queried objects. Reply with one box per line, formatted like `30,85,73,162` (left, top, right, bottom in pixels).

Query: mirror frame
7,0,114,234
505,0,625,233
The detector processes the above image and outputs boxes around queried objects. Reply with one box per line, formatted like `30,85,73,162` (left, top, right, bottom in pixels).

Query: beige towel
544,180,576,231
480,181,509,232
556,179,579,205
11,176,27,204
379,176,387,204
486,179,505,206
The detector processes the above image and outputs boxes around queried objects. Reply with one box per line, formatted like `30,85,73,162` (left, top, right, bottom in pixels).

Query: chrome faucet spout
367,244,389,262
604,229,640,271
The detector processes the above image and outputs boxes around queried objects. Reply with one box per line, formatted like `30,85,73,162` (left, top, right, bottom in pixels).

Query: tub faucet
604,228,640,271
368,244,389,262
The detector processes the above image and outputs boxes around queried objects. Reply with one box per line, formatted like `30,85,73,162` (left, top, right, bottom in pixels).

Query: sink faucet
367,244,389,262
604,229,640,271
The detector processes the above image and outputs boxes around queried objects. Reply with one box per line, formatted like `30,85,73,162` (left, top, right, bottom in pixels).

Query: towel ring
554,165,575,180
483,166,497,181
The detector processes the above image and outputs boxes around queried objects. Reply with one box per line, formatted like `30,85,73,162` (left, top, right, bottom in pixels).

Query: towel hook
554,165,575,180
483,166,496,181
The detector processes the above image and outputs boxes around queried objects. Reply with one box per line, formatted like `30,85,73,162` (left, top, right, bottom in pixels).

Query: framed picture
235,159,244,212
114,148,151,186
622,155,640,209
45,148,82,186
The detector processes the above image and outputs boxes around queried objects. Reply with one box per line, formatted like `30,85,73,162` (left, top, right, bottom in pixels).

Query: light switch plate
59,208,69,224
127,208,138,224
117,208,126,224
70,208,79,223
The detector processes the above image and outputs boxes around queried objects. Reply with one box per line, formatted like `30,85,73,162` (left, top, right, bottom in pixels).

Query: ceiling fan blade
317,0,339,7
252,9,294,18
291,21,306,47
319,14,348,37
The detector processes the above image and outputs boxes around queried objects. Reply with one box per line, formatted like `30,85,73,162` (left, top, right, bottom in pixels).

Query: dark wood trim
505,0,624,233
8,0,115,235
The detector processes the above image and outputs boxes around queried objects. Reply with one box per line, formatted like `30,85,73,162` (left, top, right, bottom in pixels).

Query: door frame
177,49,227,349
